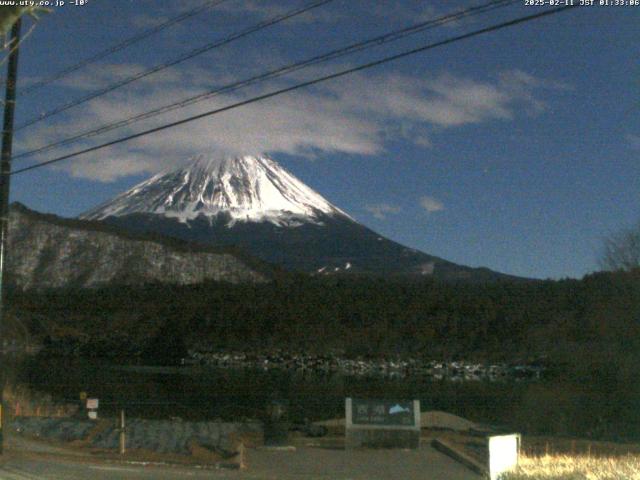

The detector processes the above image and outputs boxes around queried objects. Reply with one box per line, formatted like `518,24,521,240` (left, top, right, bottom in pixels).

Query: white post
119,409,126,455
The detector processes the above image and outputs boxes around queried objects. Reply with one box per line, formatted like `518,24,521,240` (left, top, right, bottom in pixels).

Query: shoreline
185,351,546,381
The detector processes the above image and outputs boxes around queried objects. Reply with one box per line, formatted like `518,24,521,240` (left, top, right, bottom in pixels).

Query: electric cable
19,0,232,96
14,0,336,131
13,0,518,161
11,5,577,176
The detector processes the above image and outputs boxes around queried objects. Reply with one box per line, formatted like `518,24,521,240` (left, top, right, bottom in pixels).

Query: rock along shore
186,351,545,381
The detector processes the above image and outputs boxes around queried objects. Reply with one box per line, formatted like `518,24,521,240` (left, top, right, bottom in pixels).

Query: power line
11,5,577,177
14,0,518,161
18,0,231,97
14,0,336,132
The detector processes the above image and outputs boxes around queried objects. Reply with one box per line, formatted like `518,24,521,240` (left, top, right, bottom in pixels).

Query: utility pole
0,17,22,455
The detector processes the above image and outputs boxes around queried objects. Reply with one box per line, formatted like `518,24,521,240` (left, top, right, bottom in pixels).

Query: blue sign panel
351,399,416,427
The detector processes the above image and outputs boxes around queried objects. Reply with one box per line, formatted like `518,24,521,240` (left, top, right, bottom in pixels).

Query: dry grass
4,384,78,418
503,453,640,480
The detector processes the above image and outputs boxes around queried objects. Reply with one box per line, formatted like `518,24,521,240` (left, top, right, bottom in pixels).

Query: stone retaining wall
11,416,263,455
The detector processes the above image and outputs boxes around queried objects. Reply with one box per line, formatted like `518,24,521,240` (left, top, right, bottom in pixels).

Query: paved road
0,449,481,480
246,445,482,480
0,435,481,479
0,457,241,479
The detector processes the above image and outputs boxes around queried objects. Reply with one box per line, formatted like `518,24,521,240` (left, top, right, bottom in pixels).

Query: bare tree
0,6,49,36
0,7,48,59
600,223,640,272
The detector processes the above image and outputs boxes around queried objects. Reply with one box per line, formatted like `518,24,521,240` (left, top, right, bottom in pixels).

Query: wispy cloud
365,203,401,220
626,133,640,150
212,0,342,24
420,196,444,213
371,2,440,24
54,62,222,93
15,63,564,182
129,13,173,30
370,0,483,29
128,0,341,47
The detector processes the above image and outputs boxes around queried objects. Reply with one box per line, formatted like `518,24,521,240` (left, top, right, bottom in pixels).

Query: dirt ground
4,431,482,480
9,419,638,479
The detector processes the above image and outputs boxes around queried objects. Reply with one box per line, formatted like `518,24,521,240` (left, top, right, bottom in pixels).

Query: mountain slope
8,203,270,290
80,154,516,281
82,155,351,226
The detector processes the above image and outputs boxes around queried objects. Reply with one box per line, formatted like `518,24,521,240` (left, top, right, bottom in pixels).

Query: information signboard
351,399,416,427
345,398,420,449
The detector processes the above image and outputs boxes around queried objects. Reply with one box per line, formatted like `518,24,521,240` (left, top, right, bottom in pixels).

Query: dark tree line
7,269,640,368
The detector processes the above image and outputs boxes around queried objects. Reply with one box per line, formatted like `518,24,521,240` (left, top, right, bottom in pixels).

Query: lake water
11,355,636,441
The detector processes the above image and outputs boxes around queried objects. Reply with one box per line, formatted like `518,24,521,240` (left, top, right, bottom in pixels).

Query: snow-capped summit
79,152,516,281
81,154,351,227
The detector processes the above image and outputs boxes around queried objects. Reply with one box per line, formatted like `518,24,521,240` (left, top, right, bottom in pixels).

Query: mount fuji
80,154,512,281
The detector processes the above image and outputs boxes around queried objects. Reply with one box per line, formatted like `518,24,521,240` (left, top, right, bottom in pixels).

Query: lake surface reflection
12,356,637,441
13,357,536,425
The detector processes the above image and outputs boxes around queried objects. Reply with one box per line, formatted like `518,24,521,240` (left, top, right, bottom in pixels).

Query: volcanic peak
81,154,351,227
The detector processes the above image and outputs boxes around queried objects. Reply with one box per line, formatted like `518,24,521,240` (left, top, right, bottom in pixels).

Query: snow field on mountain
81,155,351,227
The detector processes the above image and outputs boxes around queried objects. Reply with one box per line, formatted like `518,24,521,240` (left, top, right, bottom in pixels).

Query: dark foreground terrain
6,268,640,441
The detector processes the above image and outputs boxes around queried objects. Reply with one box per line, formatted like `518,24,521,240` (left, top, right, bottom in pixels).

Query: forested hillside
8,269,640,366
